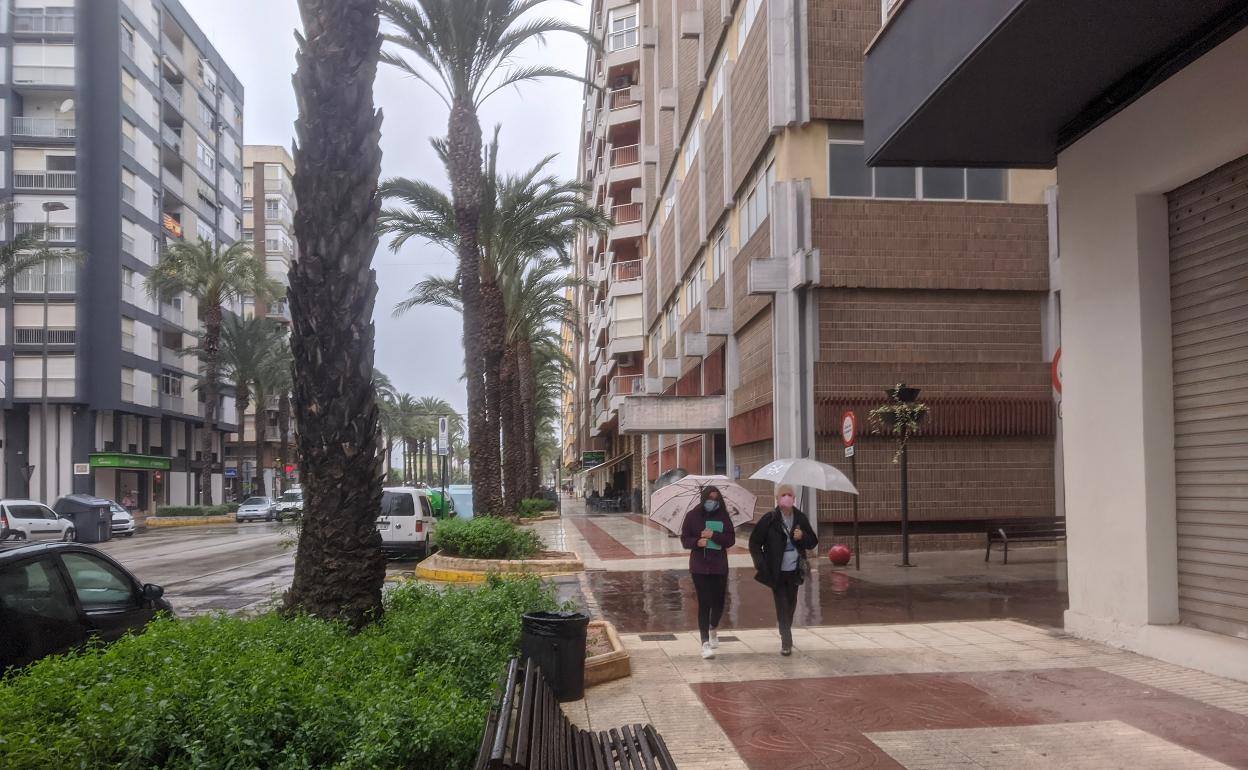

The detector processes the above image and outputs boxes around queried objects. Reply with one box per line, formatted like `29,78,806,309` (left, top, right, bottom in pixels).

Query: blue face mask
703,500,720,513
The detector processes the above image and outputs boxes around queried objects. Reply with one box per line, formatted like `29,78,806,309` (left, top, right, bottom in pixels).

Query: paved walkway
546,500,1248,768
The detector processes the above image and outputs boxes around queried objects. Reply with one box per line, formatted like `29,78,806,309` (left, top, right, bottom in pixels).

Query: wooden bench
475,657,677,770
984,517,1066,564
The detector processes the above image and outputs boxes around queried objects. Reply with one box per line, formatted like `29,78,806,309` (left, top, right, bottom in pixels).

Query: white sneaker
708,629,720,649
701,641,715,659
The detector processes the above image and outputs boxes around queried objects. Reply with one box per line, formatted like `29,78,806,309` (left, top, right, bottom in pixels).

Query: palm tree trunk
201,305,223,505
253,386,267,497
235,381,250,501
517,339,540,499
447,100,502,516
500,345,522,514
425,431,434,486
284,0,385,628
278,391,291,491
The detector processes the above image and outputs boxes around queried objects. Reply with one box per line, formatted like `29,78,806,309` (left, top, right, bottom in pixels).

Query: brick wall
677,0,700,134
678,158,702,271
678,435,704,474
733,218,771,330
644,253,658,326
814,199,1050,291
703,0,726,62
704,109,725,224
660,214,677,305
807,0,879,121
733,439,776,517
729,13,769,192
733,310,773,415
657,0,675,175
813,435,1056,524
707,273,727,309
704,345,726,395
680,302,703,370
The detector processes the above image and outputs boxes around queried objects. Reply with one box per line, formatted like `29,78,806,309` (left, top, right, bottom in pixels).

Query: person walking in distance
749,484,819,655
681,485,736,659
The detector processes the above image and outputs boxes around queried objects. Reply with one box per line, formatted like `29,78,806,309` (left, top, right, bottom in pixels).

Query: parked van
375,487,437,558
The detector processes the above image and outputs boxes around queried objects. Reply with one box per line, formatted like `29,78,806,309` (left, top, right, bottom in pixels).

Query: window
710,57,726,110
608,5,639,52
663,187,674,220
121,119,136,156
121,23,135,58
828,141,1007,202
199,59,218,92
738,0,764,54
121,70,136,106
650,329,661,359
380,491,415,517
711,230,727,280
121,318,136,352
664,304,677,338
160,370,182,397
0,558,77,624
196,138,215,173
196,219,214,244
61,553,137,611
121,366,135,400
739,161,774,244
198,98,214,128
684,262,704,311
682,123,701,174
242,198,253,212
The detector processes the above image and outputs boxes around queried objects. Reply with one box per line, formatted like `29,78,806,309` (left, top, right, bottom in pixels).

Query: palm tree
219,314,285,498
0,201,81,291
283,0,387,628
373,371,402,479
415,395,453,486
379,0,595,517
382,145,604,509
253,338,293,496
147,238,277,505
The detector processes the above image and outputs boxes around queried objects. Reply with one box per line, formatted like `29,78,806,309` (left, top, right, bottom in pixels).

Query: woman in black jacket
748,483,818,655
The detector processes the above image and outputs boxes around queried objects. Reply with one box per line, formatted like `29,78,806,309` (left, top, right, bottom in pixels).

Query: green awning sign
582,450,606,468
89,454,172,471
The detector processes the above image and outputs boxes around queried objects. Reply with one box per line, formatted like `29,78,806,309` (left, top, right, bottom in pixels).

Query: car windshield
242,497,268,506
110,504,128,515
280,492,301,502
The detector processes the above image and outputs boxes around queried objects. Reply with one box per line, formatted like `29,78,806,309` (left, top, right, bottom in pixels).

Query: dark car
0,542,172,673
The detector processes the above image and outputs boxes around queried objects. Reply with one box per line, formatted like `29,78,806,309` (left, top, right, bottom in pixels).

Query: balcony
11,117,76,139
161,35,185,71
122,184,136,206
162,168,185,199
161,124,182,153
266,301,291,321
12,262,77,293
608,259,643,300
14,9,76,34
609,374,644,399
13,328,77,345
619,394,725,434
160,393,184,412
14,222,76,243
13,170,76,191
609,86,640,110
608,201,644,242
162,81,183,111
608,86,642,128
122,283,137,305
12,66,74,88
161,302,185,327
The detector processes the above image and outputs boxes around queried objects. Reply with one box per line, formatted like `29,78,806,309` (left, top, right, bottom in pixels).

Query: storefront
88,453,172,512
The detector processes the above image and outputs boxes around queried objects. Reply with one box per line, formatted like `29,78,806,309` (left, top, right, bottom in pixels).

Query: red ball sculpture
827,544,852,566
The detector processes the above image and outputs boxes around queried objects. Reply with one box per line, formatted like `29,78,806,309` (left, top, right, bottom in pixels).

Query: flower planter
414,550,584,583
584,620,631,687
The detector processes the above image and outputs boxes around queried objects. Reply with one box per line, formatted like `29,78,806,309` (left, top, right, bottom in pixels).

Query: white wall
1057,27,1248,681
169,471,189,505
26,405,74,503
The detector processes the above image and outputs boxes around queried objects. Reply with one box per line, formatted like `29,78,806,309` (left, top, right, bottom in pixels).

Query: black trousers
771,570,801,646
691,572,728,642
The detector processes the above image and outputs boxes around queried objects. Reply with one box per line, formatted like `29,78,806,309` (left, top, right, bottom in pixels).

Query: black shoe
781,645,792,656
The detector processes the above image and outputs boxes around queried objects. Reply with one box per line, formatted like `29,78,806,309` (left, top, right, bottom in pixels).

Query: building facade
229,144,295,498
568,0,1058,545
0,0,244,508
866,0,1248,680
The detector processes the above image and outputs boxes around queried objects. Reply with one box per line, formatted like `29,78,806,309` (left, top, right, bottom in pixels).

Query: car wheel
63,527,76,542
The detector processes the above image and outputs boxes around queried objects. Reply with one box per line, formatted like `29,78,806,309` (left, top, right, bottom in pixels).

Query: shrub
155,505,231,517
434,517,544,559
0,576,558,770
517,498,557,518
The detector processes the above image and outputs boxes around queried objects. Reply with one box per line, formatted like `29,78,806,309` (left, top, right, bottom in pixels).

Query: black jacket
749,507,819,587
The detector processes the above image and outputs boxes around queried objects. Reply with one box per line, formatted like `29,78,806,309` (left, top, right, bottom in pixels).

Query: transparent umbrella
648,474,757,534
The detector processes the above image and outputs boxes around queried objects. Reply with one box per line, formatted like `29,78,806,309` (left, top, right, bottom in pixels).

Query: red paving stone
567,515,637,559
695,668,1248,769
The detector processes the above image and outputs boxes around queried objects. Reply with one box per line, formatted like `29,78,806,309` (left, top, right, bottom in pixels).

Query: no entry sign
841,411,858,446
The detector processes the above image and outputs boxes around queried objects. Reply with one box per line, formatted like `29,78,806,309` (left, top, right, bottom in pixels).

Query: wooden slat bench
475,657,677,770
984,517,1066,564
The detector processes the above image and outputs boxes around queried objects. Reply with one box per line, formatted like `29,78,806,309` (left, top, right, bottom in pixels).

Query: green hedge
517,498,557,518
154,505,234,517
0,577,558,770
434,517,544,559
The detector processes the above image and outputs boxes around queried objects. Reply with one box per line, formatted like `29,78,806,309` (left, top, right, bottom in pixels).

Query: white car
235,496,276,523
108,502,137,537
376,487,437,558
276,488,303,521
0,500,76,542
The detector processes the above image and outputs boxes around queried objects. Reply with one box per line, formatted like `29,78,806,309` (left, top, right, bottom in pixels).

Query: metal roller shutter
1167,154,1248,639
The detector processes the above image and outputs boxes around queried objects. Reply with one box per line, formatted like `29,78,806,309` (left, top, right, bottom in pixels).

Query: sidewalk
547,500,1248,768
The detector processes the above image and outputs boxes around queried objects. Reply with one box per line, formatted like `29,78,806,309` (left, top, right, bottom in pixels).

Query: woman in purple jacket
681,485,736,659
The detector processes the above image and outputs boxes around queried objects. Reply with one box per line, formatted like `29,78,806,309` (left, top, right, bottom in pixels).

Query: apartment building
865,0,1248,678
568,0,1058,545
0,0,244,508
228,144,296,497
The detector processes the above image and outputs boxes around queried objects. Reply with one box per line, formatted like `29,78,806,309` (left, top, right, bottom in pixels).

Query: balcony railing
12,262,77,293
11,117,76,138
14,9,76,34
13,66,74,87
613,259,642,282
610,86,639,110
160,393,184,412
162,169,184,198
611,202,642,225
14,222,76,242
161,124,182,152
122,283,137,305
162,81,183,110
121,233,136,256
162,35,184,69
611,144,640,167
610,374,644,397
162,303,185,326
122,134,136,156
122,185,136,205
160,347,184,366
14,328,77,345
14,170,76,191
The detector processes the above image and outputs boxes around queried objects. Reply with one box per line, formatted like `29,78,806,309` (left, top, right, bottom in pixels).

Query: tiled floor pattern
562,621,1248,770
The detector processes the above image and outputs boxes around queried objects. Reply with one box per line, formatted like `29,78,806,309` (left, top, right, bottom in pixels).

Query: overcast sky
181,0,590,416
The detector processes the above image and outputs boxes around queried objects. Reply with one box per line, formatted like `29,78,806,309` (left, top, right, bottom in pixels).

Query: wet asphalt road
93,523,299,615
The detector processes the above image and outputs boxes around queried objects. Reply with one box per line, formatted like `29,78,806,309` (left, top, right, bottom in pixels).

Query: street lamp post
39,201,69,503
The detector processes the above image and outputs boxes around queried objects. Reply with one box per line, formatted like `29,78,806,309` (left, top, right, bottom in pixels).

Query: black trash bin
520,610,590,702
53,495,115,543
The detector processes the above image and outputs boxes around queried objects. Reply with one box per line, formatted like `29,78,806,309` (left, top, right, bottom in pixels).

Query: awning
864,0,1248,167
585,452,633,476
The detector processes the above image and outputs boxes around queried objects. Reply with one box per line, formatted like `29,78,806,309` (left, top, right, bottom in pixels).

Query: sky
180,0,591,416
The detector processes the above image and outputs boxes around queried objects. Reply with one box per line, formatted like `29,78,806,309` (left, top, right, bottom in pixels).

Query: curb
412,551,585,583
516,513,562,524
143,515,237,529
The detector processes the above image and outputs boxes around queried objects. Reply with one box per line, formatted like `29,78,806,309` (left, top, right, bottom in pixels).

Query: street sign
224,468,238,478
438,416,449,456
1051,347,1062,394
844,445,855,458
841,411,858,446
73,463,90,476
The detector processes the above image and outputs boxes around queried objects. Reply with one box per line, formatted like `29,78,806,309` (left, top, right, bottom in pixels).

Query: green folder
704,519,724,550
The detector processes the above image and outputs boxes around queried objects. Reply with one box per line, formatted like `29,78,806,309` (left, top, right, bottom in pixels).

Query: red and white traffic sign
1051,347,1062,395
841,411,858,446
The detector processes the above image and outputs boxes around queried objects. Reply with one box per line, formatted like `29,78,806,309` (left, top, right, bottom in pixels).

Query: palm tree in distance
379,0,595,517
253,337,293,495
147,238,277,505
283,0,387,628
0,201,82,291
219,314,285,497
